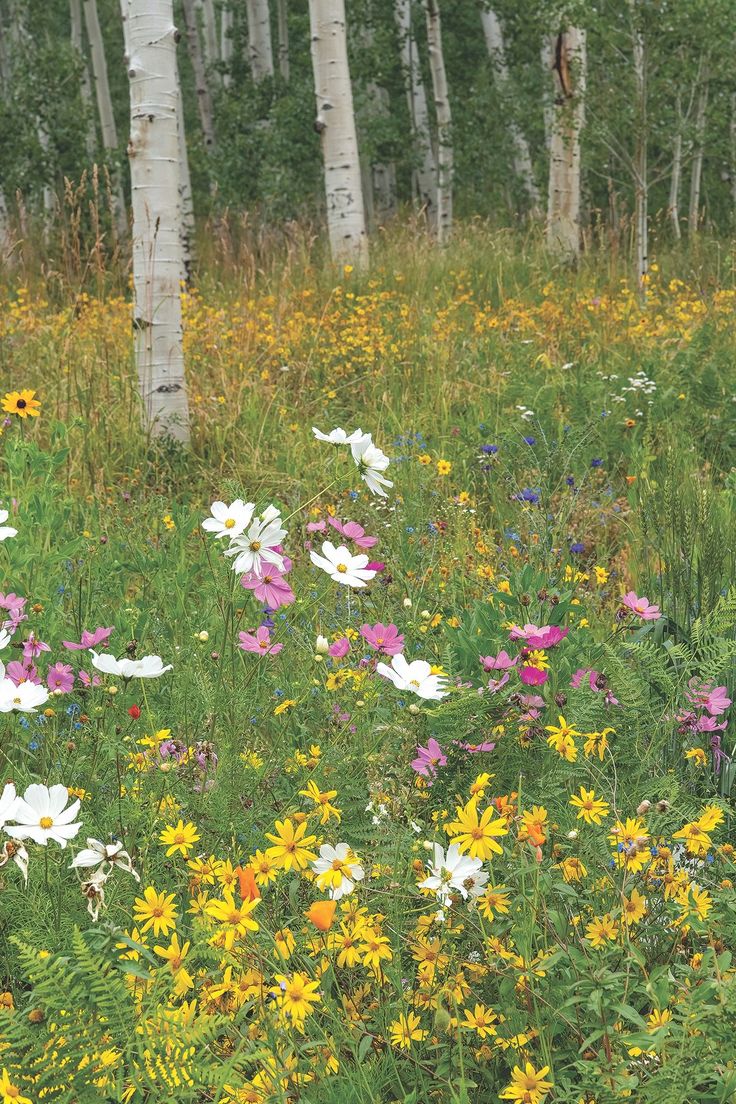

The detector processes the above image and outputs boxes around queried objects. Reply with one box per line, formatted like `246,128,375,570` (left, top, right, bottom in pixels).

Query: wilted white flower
310,541,377,588
201,499,255,540
376,654,448,700
70,837,140,881
8,784,82,848
90,652,173,679
350,437,393,498
0,838,29,882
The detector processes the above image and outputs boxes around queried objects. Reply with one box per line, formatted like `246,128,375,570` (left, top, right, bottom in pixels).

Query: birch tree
688,64,708,233
70,0,97,157
425,0,452,244
126,0,190,442
480,6,540,215
221,3,233,87
83,0,126,235
546,27,586,262
276,0,289,81
668,89,683,239
309,0,368,267
181,0,216,152
246,0,274,82
630,6,647,291
394,0,436,219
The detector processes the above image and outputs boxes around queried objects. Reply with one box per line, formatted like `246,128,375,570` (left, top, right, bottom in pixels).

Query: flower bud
197,630,209,642
315,635,329,654
408,703,420,715
420,609,431,620
636,800,651,816
656,800,670,813
403,598,412,608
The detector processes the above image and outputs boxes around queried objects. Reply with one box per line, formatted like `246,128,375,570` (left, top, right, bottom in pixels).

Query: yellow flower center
224,518,236,529
409,679,421,688
331,859,345,871
336,563,348,573
259,640,268,648
39,816,54,829
250,540,261,551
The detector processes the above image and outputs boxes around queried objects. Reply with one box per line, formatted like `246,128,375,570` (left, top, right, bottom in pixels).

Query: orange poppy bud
236,865,261,901
305,899,337,932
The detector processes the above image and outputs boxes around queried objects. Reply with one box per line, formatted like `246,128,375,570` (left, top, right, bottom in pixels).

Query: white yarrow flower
376,654,448,700
201,499,255,540
90,652,173,679
7,783,82,848
310,541,377,588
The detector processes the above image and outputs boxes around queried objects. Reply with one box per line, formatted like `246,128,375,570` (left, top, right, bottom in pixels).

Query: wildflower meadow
1,230,736,1104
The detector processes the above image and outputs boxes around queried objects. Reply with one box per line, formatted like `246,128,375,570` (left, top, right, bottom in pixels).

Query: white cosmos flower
350,438,393,498
0,783,18,828
224,505,287,577
419,843,487,906
309,541,377,588
201,499,255,540
0,629,10,652
70,837,140,881
311,842,365,900
8,783,82,848
0,509,17,541
0,678,49,712
313,426,370,445
376,654,448,700
90,652,173,679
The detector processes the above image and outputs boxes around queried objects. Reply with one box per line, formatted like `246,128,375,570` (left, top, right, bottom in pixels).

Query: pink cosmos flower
519,666,548,686
306,521,327,533
508,623,541,642
0,592,26,631
78,670,101,688
329,637,350,658
526,626,569,649
240,567,295,609
459,740,496,753
621,591,661,621
366,561,385,573
6,660,40,686
62,626,114,651
360,622,404,655
480,650,516,672
686,678,732,717
571,667,620,706
22,632,51,661
487,673,511,693
238,626,283,656
697,715,728,733
411,738,447,777
47,662,74,693
327,516,379,549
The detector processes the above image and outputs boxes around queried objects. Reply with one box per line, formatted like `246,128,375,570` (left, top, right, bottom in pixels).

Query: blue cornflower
570,542,585,554
516,489,540,505
566,476,575,486
591,458,603,468
481,444,498,455
523,436,536,445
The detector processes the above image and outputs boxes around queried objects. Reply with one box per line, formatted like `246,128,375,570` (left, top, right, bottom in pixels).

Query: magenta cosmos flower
6,660,40,686
411,738,447,777
238,626,283,656
621,591,661,621
526,625,568,649
329,637,350,658
22,632,51,661
686,678,732,716
327,516,378,550
240,567,295,609
360,622,404,655
47,662,74,693
62,626,114,651
479,650,516,672
519,666,548,687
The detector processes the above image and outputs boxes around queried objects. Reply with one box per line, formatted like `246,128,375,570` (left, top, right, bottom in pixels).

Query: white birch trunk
176,49,195,280
540,37,554,152
70,0,97,157
221,3,233,87
546,28,586,261
480,6,540,214
630,10,647,293
308,0,368,267
276,0,289,81
84,0,126,236
181,0,216,151
394,0,436,219
669,91,682,240
688,74,708,234
197,0,218,69
246,0,274,82
425,0,452,245
126,0,190,442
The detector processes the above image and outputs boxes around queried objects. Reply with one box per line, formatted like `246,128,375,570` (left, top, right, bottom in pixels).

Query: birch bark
84,0,126,235
181,0,216,151
480,6,539,214
630,10,648,293
688,72,708,234
126,0,190,442
669,91,682,240
546,28,586,261
246,0,274,82
425,0,452,244
276,0,289,81
70,0,97,157
394,0,436,219
308,0,368,266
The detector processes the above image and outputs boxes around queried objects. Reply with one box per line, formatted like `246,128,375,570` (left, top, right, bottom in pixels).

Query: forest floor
1,227,736,1103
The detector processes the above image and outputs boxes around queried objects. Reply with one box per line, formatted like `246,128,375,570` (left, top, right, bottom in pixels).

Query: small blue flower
566,476,575,487
406,526,415,534
349,490,359,500
481,444,498,455
523,436,536,446
591,458,603,468
570,542,585,554
516,489,540,505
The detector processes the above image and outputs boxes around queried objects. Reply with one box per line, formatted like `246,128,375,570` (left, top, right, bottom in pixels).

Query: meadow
1,226,736,1103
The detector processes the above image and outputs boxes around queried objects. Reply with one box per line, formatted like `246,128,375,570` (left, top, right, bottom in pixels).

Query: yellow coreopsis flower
446,797,508,860
265,818,318,871
133,886,178,938
205,888,259,949
684,747,707,767
461,1003,498,1038
389,1011,427,1049
159,819,200,857
622,888,647,925
569,786,610,825
275,971,321,1024
499,1060,553,1103
299,779,342,824
585,913,619,948
0,1068,32,1104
